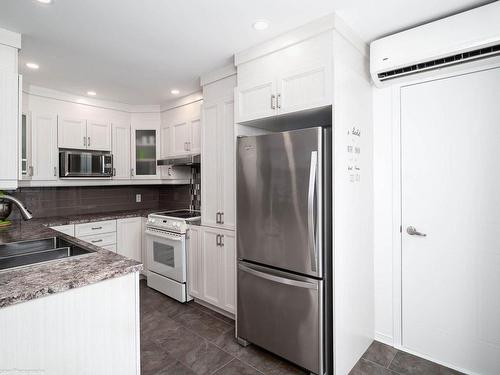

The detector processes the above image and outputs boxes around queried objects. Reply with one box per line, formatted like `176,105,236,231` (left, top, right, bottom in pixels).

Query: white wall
23,91,132,125
332,31,374,375
373,86,394,344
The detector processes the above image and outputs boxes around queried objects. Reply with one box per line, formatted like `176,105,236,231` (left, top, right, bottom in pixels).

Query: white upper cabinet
235,32,333,123
58,117,111,151
111,123,130,179
161,100,202,157
0,36,20,190
171,121,191,155
58,117,87,149
87,119,111,151
201,74,236,230
31,113,58,181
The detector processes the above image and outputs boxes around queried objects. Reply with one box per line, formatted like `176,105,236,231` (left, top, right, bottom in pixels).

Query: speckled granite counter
0,208,173,309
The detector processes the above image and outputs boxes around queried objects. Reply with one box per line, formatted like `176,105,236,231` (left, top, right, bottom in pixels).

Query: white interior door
401,67,500,375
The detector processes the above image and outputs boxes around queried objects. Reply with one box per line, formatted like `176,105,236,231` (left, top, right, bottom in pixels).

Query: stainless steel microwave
59,151,113,177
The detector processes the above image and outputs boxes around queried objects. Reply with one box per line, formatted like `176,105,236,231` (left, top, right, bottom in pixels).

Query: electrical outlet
135,194,141,203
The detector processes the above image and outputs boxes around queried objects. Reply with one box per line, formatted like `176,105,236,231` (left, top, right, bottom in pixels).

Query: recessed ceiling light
252,20,269,31
171,89,180,95
36,0,53,4
26,62,39,70
87,91,97,96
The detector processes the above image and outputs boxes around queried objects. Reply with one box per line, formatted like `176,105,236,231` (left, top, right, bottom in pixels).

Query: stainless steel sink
0,237,94,271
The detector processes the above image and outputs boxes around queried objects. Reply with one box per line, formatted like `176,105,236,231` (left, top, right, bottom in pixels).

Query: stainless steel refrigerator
236,127,332,375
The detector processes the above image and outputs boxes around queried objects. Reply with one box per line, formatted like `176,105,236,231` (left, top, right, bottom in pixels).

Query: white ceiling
0,0,491,105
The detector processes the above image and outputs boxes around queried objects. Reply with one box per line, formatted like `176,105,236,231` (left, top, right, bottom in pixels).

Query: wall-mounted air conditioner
370,2,500,87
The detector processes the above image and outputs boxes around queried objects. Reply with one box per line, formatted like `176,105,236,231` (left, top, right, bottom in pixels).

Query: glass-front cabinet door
132,128,159,179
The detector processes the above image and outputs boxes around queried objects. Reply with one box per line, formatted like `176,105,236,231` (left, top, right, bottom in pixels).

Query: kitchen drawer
78,232,116,247
75,220,116,237
103,244,117,252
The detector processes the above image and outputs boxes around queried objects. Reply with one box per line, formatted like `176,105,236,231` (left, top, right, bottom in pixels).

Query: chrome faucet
0,193,33,220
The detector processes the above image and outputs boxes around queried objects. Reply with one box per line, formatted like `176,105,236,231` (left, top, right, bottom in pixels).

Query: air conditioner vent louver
378,44,500,82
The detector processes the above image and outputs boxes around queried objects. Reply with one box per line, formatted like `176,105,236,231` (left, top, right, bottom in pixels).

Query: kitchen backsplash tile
9,185,191,220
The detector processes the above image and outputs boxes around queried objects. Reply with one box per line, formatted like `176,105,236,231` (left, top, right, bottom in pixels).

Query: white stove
145,209,200,302
146,209,200,234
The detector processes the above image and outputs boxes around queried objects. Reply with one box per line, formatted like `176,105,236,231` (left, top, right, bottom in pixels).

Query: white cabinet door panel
112,124,131,180
278,65,332,115
201,103,219,227
190,118,201,153
236,81,276,123
87,120,111,151
220,230,236,314
220,99,235,229
160,124,171,158
0,72,18,188
171,121,191,155
58,117,87,150
201,228,221,307
187,225,202,299
31,113,58,180
116,217,142,262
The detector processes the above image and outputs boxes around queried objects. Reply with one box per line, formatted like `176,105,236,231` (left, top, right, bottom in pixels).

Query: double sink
0,237,94,271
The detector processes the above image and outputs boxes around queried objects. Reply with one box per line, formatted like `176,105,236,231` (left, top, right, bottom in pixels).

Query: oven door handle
145,229,184,241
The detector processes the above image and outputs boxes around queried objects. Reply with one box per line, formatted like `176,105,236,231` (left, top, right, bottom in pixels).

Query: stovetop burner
154,209,201,219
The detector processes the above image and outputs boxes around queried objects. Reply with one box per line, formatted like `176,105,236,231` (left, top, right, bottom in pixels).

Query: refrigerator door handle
238,263,318,290
308,151,318,273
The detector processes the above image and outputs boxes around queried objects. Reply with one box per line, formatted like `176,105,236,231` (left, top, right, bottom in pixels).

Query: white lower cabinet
116,217,142,262
72,217,143,263
187,225,235,314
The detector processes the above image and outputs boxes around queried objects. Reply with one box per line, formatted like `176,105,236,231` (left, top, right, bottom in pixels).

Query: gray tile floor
140,281,463,375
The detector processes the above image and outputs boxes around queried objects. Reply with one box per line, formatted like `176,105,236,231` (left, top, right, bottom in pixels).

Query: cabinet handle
216,212,220,224
87,136,91,147
131,168,134,176
216,234,220,246
91,239,103,243
53,166,57,177
83,136,86,147
220,212,224,224
113,167,116,176
220,234,224,247
277,93,281,109
91,226,103,230
271,94,276,110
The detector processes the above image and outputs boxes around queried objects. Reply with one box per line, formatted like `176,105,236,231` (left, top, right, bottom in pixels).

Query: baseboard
193,298,235,320
375,332,394,346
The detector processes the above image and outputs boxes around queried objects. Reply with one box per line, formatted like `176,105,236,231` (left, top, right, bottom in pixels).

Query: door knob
407,226,427,236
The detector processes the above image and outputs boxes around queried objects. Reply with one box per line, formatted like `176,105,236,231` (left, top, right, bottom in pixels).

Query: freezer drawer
237,261,323,374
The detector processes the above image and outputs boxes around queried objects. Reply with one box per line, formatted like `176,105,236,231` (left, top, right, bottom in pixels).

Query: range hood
157,154,200,166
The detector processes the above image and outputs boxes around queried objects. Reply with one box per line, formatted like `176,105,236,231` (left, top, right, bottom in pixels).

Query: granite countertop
0,208,173,309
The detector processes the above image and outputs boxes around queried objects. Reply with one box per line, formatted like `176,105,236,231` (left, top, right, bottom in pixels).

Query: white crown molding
24,85,161,113
235,13,367,66
0,27,21,49
200,64,236,86
160,91,203,112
